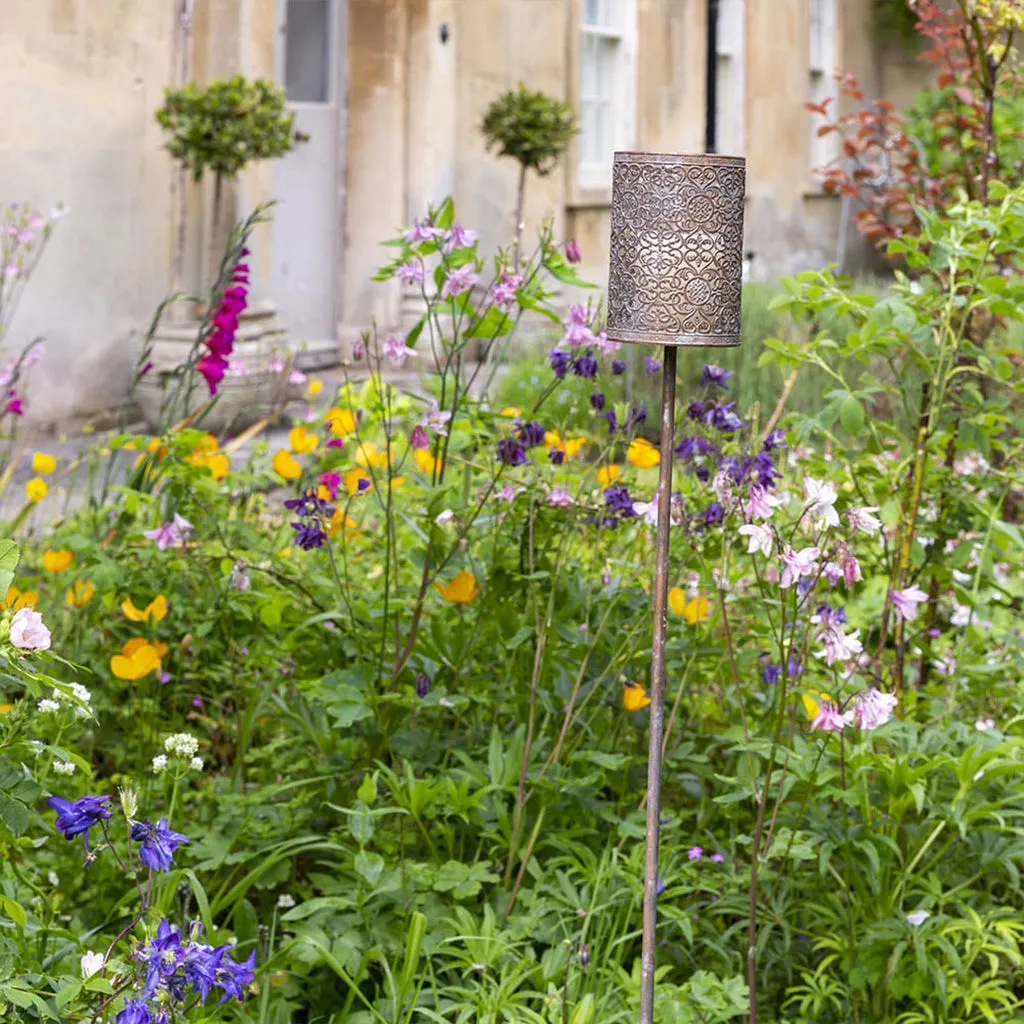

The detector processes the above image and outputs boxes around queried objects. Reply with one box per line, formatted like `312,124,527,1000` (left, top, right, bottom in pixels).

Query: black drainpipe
705,0,719,154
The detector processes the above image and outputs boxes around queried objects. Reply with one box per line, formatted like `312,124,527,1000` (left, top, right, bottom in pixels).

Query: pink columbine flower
421,400,452,435
397,261,424,285
890,585,929,622
4,263,19,279
803,477,840,529
564,238,582,263
319,472,341,499
289,369,307,385
547,487,574,508
490,273,522,312
816,626,863,666
560,305,594,349
402,218,437,244
594,329,622,358
687,846,704,861
10,607,51,651
811,699,850,733
351,340,366,361
710,853,725,863
738,523,773,557
632,493,659,525
846,506,882,535
410,425,429,450
780,545,820,589
441,265,478,299
143,514,193,550
228,359,248,377
497,484,523,504
269,356,285,373
443,224,478,253
382,334,417,364
747,485,782,521
851,688,898,730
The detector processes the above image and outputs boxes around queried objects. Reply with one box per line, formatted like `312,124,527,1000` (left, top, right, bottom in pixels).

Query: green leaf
356,772,377,804
0,798,30,838
0,540,19,598
0,895,26,928
354,850,384,887
839,395,865,434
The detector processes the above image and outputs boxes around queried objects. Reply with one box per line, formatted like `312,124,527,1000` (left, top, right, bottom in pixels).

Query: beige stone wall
0,0,177,423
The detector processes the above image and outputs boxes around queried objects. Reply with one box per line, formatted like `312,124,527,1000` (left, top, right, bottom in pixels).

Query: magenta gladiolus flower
4,391,23,416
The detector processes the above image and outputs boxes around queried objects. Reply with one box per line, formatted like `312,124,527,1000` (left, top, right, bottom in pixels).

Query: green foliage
155,74,297,181
481,83,577,176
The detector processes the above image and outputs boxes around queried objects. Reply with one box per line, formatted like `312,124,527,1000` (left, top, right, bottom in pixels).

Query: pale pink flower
804,477,840,529
846,506,882,535
10,608,51,651
352,339,366,361
382,334,417,364
816,627,863,666
811,700,850,733
738,523,773,557
143,514,193,550
490,273,522,312
841,548,861,587
269,356,285,373
747,485,782,521
442,224,478,252
780,545,820,589
397,261,424,285
687,846,703,861
851,688,898,730
890,585,929,622
289,369,308,385
420,400,451,436
632,493,659,525
228,359,248,377
823,561,842,586
441,265,478,299
560,305,594,349
547,487,574,508
497,484,523,504
594,329,622,357
402,218,437,244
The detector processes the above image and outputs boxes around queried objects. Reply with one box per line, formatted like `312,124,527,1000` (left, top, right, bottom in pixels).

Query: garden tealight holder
605,150,746,1024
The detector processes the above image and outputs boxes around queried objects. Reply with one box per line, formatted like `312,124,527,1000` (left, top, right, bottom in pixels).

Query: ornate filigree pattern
605,152,746,348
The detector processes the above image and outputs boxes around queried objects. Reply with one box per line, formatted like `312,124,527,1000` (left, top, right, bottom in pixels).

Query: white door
272,0,342,343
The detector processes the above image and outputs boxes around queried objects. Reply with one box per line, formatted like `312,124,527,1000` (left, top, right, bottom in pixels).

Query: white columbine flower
803,477,840,529
53,760,76,775
906,910,931,926
37,698,61,714
164,733,200,758
277,894,296,909
151,754,168,774
434,509,454,525
846,506,882,535
738,523,773,557
47,870,59,886
189,757,204,772
975,716,995,732
80,951,104,978
950,601,972,627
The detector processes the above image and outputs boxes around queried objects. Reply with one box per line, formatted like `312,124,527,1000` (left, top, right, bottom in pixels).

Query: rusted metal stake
638,345,677,1024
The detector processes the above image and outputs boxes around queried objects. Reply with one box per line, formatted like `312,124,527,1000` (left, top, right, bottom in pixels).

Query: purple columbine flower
415,673,430,698
611,359,627,376
626,405,647,429
705,402,744,434
590,391,605,411
701,364,733,389
687,401,706,421
763,663,781,685
675,435,716,460
603,485,636,518
549,349,570,379
644,356,662,375
699,502,724,527
763,428,787,450
656,877,665,896
572,354,598,379
47,795,112,852
516,420,545,448
497,438,528,466
599,410,617,434
130,818,190,872
695,465,711,483
549,448,565,465
285,488,334,550
116,999,152,1024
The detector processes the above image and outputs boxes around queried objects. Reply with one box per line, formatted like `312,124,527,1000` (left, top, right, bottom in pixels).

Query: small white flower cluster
53,760,76,775
276,893,296,910
37,683,92,719
153,733,204,775
164,733,199,757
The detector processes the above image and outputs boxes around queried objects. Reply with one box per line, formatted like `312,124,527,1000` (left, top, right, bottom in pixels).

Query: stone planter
137,300,290,433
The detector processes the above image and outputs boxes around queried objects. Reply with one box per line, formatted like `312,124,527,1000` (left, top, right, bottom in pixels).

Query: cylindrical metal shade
605,152,746,348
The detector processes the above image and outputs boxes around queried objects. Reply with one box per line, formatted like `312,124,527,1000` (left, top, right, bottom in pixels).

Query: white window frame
808,0,838,176
577,0,638,196
714,0,746,157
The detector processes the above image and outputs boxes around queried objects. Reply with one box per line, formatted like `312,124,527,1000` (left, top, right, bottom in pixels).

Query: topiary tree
481,83,577,264
156,75,299,298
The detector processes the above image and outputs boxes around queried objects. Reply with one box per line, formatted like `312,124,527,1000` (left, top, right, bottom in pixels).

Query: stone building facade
1,0,929,423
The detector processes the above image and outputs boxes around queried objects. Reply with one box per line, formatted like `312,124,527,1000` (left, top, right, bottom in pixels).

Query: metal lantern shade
605,152,746,348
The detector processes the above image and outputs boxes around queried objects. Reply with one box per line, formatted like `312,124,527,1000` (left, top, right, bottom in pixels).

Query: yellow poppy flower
543,430,562,449
623,681,652,712
501,407,521,418
668,588,711,624
2,586,38,611
193,433,220,454
544,430,586,459
190,450,229,480
32,452,56,475
355,442,389,469
26,477,48,503
390,476,407,490
328,508,359,537
289,426,319,455
272,449,302,481
278,547,292,559
0,704,11,714
146,438,168,460
344,468,372,496
42,549,73,573
627,438,660,469
802,689,833,721
307,377,324,396
121,594,169,623
414,449,442,476
596,465,621,487
66,580,96,607
326,408,356,436
563,437,587,458
110,639,163,680
434,570,480,604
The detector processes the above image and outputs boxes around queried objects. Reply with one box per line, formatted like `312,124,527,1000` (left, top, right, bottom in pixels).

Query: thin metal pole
639,343,677,1024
